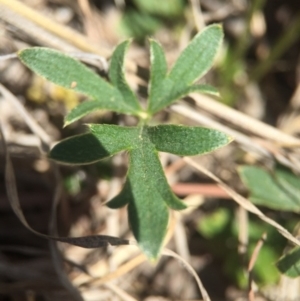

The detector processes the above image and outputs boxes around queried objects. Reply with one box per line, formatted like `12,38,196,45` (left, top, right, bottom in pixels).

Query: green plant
18,24,232,259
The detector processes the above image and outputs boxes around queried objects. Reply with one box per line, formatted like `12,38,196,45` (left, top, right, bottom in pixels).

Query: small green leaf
19,47,105,98
18,48,142,123
277,247,300,278
109,40,142,112
148,125,231,156
49,125,138,164
119,145,170,259
147,77,173,113
148,39,168,110
169,24,223,88
50,133,110,164
148,24,223,113
239,166,300,212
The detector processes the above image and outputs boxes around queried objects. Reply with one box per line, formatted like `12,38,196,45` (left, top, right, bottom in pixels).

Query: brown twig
0,84,53,150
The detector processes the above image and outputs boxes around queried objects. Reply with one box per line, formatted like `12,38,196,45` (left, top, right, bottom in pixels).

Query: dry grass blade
190,0,205,31
50,240,85,301
0,53,17,60
0,0,110,56
162,248,210,301
184,157,300,247
190,93,300,147
49,166,84,301
174,216,191,262
82,254,146,287
0,103,84,299
0,4,78,52
237,206,248,255
1,125,42,235
0,83,53,150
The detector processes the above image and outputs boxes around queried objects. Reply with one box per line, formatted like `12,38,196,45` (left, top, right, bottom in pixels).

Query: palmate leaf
18,48,143,125
169,25,222,88
49,124,231,259
147,24,223,114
